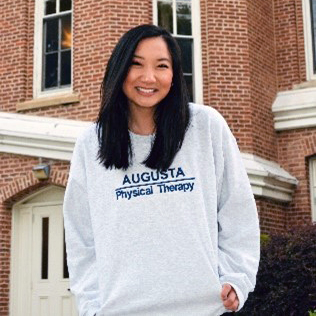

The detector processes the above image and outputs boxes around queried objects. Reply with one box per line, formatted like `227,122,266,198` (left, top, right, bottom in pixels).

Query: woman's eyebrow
133,54,144,59
133,55,171,62
157,58,171,62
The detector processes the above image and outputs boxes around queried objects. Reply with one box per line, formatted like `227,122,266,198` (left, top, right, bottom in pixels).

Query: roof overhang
272,86,316,131
0,111,91,161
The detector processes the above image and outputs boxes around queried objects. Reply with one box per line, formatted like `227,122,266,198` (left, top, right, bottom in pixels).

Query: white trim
10,204,32,316
302,0,316,81
13,186,65,207
272,86,316,130
309,157,316,222
172,0,177,35
152,0,158,25
33,0,73,99
241,153,298,202
0,112,91,161
191,0,203,104
152,0,203,104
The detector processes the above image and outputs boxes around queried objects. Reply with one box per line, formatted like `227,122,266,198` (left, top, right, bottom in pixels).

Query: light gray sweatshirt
63,103,260,316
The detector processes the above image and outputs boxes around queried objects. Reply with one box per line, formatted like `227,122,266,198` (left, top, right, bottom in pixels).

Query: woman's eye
131,61,141,66
158,64,169,68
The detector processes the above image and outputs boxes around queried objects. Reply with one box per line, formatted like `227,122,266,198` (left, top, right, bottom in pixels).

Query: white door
10,186,78,316
31,205,77,316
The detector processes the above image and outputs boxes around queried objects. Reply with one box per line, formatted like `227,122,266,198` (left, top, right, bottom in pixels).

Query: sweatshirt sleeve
215,116,260,311
63,131,100,316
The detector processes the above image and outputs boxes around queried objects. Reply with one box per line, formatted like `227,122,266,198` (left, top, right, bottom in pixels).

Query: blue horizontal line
115,177,196,191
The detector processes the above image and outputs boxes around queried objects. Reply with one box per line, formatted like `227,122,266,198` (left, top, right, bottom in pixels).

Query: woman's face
123,36,173,112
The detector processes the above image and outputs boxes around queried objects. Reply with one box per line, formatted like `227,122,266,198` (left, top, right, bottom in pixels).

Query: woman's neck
128,105,156,135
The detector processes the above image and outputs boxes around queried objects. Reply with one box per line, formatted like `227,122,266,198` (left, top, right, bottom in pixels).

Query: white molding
192,0,203,104
0,112,91,161
152,0,157,25
272,86,316,130
302,0,316,81
33,0,43,98
241,153,298,202
33,0,73,99
152,0,203,104
10,204,33,316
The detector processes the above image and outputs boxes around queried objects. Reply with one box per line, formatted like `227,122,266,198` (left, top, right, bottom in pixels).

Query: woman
63,24,260,316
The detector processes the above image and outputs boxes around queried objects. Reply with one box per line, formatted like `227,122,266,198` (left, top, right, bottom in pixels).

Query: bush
236,225,316,316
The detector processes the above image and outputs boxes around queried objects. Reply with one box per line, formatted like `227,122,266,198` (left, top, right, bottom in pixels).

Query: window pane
184,75,193,102
61,51,71,85
45,53,58,88
60,0,72,12
311,0,316,73
41,217,49,280
158,1,173,33
45,18,59,52
63,229,69,279
177,3,192,35
176,37,192,74
45,0,56,15
61,15,72,49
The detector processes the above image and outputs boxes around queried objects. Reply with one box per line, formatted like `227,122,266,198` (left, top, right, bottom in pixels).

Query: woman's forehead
134,37,171,61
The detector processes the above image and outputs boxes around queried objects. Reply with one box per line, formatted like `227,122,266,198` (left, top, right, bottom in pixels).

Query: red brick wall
277,128,315,227
274,0,306,91
0,203,11,316
0,0,30,112
256,197,288,234
200,0,278,161
200,0,253,153
247,0,278,161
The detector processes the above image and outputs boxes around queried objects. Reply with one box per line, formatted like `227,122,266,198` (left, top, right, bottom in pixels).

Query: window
153,0,203,103
303,0,316,80
34,0,73,97
309,157,316,222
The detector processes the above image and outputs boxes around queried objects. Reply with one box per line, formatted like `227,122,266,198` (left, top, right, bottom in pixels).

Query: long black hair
96,24,190,171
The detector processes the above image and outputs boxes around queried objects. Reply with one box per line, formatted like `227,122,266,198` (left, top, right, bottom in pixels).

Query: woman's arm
216,117,260,312
63,131,100,316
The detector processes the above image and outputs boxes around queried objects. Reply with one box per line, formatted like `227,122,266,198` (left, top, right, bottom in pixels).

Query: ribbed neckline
129,130,155,142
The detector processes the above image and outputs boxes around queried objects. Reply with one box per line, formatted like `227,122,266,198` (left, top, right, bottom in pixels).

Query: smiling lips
136,87,158,95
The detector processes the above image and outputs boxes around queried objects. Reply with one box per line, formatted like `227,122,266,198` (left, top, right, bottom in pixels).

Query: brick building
0,0,315,315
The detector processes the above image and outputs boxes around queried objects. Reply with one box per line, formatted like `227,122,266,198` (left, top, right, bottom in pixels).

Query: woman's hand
221,283,239,311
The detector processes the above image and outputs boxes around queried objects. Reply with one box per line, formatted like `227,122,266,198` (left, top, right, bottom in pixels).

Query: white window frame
153,0,203,104
33,0,73,99
309,157,316,222
302,0,316,81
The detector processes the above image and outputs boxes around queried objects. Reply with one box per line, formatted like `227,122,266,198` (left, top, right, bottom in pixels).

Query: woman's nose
140,67,156,83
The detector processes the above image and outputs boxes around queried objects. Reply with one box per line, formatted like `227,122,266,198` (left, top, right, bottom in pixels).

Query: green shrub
235,225,316,316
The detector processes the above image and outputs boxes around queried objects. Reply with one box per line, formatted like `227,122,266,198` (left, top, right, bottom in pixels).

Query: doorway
10,186,78,316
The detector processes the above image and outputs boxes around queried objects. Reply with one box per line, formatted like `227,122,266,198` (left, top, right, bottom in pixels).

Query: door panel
31,205,77,316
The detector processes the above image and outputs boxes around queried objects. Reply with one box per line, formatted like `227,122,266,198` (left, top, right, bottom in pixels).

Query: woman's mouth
136,87,157,94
